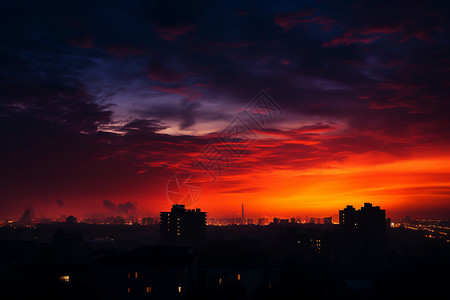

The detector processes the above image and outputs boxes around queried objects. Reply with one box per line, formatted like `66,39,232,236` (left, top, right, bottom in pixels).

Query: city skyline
6,202,442,228
1,0,450,220
1,1,449,299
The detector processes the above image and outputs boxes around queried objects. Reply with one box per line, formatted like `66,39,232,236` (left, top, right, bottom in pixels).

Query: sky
1,0,449,220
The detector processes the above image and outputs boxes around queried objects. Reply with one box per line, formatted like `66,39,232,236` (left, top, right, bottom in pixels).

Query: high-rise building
160,205,206,243
339,203,386,233
337,203,388,272
20,209,34,226
339,205,356,227
386,217,392,228
358,203,386,236
66,215,77,224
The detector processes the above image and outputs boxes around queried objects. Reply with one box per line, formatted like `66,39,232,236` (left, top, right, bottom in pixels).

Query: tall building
339,205,356,227
20,209,34,226
160,205,206,243
66,215,77,224
337,203,388,273
339,203,386,233
358,203,386,236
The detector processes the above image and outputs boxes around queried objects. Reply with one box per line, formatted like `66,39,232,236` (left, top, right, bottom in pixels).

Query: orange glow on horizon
198,153,450,219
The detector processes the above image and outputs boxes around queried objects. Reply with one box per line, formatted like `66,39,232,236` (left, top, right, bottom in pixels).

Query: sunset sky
1,0,449,220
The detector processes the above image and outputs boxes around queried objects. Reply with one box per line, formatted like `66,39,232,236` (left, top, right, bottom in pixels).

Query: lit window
128,287,131,293
178,286,182,293
128,272,130,278
219,278,222,284
59,276,69,282
237,274,241,280
135,272,138,278
146,286,151,293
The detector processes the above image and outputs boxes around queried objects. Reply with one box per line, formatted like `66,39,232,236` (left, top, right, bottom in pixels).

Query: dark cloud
0,0,449,218
147,62,185,83
56,199,65,207
102,199,116,211
116,201,137,215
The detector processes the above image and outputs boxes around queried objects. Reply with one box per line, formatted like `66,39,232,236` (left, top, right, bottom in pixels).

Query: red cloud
274,9,335,31
106,43,144,58
236,11,249,16
300,15,335,31
154,25,196,41
147,63,184,83
274,9,314,31
324,21,441,47
208,41,252,49
150,86,202,100
323,31,383,47
150,85,189,96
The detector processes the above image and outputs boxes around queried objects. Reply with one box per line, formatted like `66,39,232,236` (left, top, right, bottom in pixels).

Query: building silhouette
66,215,77,224
337,203,388,273
339,205,356,227
20,209,34,226
160,205,206,243
358,203,386,236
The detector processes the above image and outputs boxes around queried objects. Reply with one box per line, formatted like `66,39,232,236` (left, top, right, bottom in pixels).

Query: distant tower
242,204,244,220
66,215,77,224
20,209,34,226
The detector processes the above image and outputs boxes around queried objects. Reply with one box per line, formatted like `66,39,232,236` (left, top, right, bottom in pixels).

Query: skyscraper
160,205,206,243
20,209,34,226
358,203,386,236
339,205,356,227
